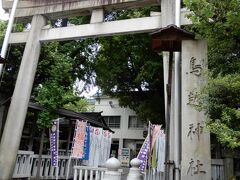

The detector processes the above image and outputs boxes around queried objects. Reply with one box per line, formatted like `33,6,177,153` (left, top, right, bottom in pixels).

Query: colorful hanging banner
50,119,59,167
137,135,150,172
82,125,90,160
151,125,161,147
107,131,112,159
137,123,162,172
99,130,109,165
93,127,103,167
88,126,95,166
156,131,166,172
71,120,87,158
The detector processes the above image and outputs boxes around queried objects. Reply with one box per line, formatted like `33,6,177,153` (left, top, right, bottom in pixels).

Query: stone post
103,157,121,180
127,158,143,180
181,40,211,180
0,15,46,179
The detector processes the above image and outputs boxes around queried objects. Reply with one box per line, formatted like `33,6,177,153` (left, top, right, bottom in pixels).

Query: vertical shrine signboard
181,40,211,180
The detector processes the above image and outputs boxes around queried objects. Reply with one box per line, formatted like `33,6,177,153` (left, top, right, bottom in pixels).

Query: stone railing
73,158,143,180
13,151,81,179
74,157,223,180
30,154,81,179
13,150,34,178
13,151,224,180
73,166,107,180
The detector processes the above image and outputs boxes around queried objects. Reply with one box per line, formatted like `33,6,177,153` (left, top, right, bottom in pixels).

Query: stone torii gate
0,0,211,180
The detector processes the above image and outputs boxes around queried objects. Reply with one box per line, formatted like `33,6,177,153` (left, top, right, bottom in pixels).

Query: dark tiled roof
1,98,113,132
28,102,114,132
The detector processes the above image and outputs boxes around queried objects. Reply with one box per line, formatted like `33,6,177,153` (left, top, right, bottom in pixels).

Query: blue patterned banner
137,135,150,172
82,125,90,160
50,120,59,167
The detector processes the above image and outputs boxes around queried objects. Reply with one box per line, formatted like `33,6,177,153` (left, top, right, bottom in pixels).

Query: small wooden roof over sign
151,24,195,52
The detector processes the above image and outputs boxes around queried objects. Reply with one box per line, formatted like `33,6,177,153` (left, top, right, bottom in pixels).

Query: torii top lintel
2,0,159,20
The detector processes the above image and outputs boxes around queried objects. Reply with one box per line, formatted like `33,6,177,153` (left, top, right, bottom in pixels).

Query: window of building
103,116,121,128
128,116,144,128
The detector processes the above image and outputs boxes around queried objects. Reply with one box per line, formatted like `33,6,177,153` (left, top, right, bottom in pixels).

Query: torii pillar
155,1,211,179
0,15,46,179
160,0,178,179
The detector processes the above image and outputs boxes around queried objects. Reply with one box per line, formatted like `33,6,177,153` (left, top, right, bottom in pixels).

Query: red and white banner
150,124,162,151
71,120,87,158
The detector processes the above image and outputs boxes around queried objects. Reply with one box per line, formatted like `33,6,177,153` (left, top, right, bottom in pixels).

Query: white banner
107,131,112,160
88,126,95,166
93,127,103,167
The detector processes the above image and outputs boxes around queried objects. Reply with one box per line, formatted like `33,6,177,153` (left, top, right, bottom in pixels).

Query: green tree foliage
184,0,240,148
91,8,164,124
35,41,91,128
0,21,25,97
1,8,165,127
33,42,74,128
200,74,240,148
94,34,165,123
93,13,165,123
33,17,96,128
0,21,7,44
0,20,92,129
63,98,93,112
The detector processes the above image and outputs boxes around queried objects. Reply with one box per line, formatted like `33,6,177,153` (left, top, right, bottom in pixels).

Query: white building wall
94,96,145,156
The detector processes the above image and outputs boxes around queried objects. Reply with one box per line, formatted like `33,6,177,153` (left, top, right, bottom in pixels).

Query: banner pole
148,121,151,180
0,0,19,75
56,164,59,180
56,118,60,180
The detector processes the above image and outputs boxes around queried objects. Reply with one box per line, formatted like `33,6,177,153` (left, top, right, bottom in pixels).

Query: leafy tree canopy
0,19,93,129
92,8,164,124
35,40,94,128
0,7,165,128
0,21,7,45
184,0,240,148
0,21,26,96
